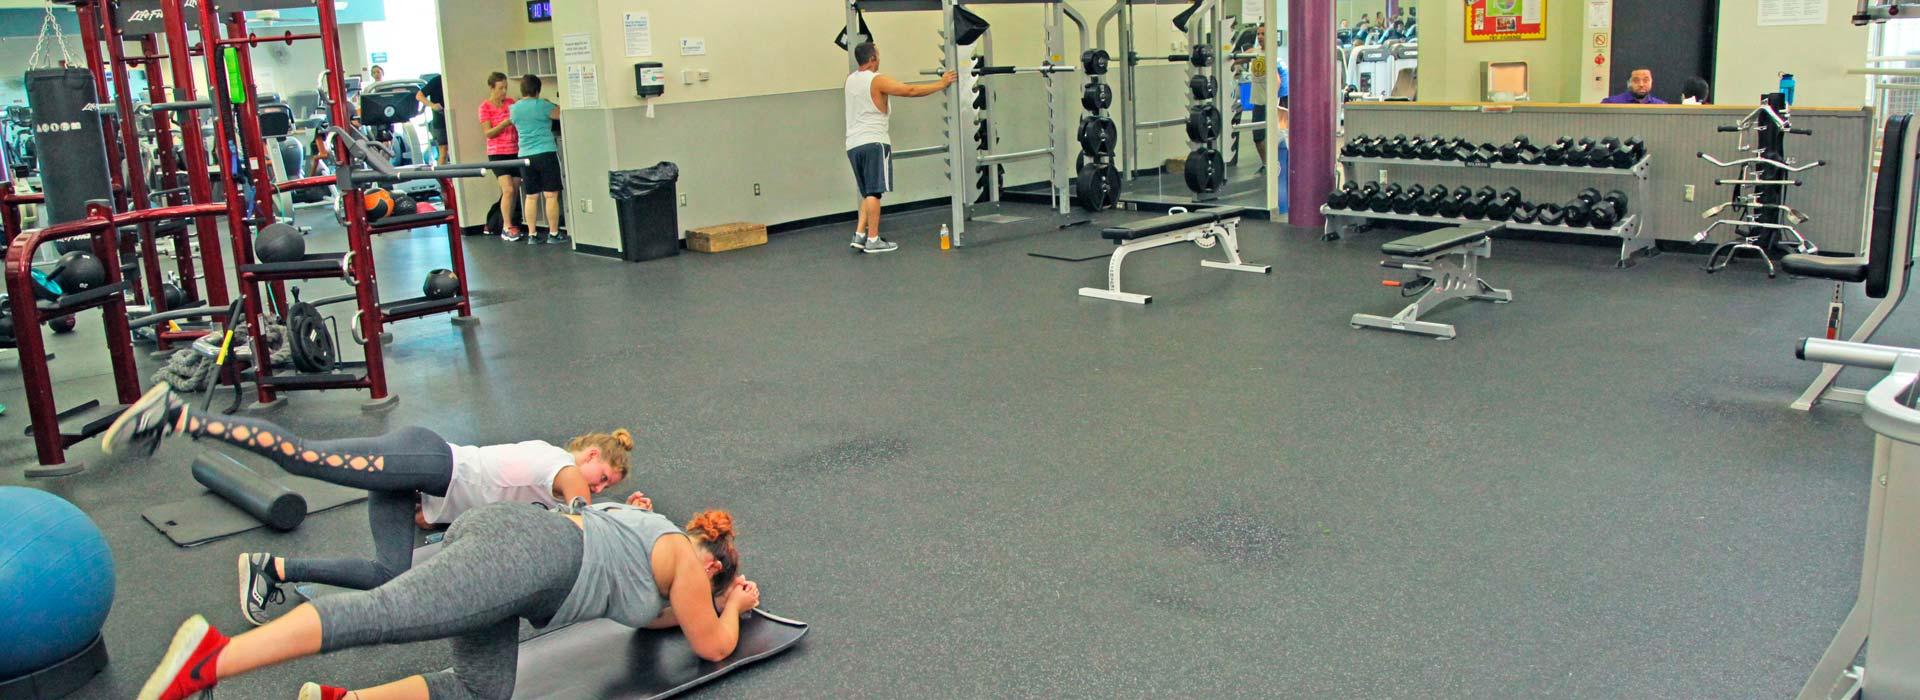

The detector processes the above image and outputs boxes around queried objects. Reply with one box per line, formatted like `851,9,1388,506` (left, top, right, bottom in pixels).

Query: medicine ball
161,282,188,310
254,223,306,263
363,188,396,222
0,487,115,678
391,191,419,218
423,269,460,300
48,252,107,294
49,315,77,333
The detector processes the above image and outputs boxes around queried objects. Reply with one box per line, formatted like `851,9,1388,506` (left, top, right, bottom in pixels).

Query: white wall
0,34,87,104
360,0,442,81
1714,0,1872,108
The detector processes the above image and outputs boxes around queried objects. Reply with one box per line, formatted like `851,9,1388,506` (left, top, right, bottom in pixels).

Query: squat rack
846,0,1086,246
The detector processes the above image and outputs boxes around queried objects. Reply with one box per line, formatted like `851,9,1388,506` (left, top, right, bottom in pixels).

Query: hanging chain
27,4,77,70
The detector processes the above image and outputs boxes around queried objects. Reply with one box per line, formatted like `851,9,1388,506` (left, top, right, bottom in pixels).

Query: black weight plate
1207,149,1226,192
1081,82,1113,112
1184,149,1208,193
1102,164,1123,208
1077,164,1109,213
1188,74,1217,100
1185,104,1220,142
1080,49,1110,76
1189,44,1213,67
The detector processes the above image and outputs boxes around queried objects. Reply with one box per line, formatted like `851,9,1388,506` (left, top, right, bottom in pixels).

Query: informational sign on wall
565,64,599,108
625,12,653,57
1465,0,1546,42
1241,0,1263,24
562,33,593,64
1758,0,1827,26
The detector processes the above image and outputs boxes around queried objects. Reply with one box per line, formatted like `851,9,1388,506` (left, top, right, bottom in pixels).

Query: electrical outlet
679,194,688,207
1378,168,1388,183
753,183,761,196
580,198,593,213
1684,185,1696,202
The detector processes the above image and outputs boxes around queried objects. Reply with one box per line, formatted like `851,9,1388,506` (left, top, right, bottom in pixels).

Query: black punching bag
26,68,113,228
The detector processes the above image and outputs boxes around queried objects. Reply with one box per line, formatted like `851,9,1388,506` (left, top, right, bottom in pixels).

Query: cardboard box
686,222,768,253
1165,157,1187,174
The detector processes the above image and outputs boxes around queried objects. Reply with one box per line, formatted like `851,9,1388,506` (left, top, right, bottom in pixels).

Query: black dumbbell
1370,183,1402,213
1534,203,1566,226
1562,198,1594,227
1393,184,1424,214
1485,187,1524,221
1601,189,1630,218
1460,186,1497,219
1589,202,1619,229
1613,137,1645,168
1510,203,1538,224
1415,183,1448,215
1420,135,1448,160
1326,181,1360,210
1541,137,1573,165
1498,136,1536,164
1347,182,1378,211
1436,186,1470,217
1341,135,1368,158
1384,134,1412,159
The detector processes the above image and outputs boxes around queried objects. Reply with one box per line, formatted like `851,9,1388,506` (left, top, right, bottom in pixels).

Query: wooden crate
686,222,768,254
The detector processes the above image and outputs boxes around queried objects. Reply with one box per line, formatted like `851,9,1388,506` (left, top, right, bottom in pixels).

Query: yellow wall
1414,0,1582,103
1714,0,1870,108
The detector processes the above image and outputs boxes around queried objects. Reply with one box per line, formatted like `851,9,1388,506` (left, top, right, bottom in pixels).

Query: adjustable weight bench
1351,224,1512,339
1782,113,1919,410
1078,206,1270,304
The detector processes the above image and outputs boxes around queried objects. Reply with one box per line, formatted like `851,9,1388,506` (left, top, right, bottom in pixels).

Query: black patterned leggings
184,411,454,590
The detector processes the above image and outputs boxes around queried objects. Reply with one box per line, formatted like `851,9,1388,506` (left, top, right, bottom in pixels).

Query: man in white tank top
844,42,955,254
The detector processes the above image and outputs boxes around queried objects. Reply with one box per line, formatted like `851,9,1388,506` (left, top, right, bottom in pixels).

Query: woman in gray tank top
137,502,759,700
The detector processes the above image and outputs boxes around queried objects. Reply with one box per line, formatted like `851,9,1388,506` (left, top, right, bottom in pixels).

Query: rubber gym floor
0,202,1890,698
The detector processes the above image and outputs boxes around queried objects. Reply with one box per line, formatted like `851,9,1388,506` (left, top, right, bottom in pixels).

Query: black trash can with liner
609,162,680,262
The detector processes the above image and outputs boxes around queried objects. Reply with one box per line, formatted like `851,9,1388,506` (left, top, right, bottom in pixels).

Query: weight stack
1076,48,1120,213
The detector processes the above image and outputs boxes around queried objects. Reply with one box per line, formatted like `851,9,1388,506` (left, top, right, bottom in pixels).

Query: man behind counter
1597,69,1674,104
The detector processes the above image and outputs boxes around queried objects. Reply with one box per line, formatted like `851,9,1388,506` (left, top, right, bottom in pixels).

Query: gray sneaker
236,552,285,626
862,237,899,254
102,382,186,457
851,232,865,249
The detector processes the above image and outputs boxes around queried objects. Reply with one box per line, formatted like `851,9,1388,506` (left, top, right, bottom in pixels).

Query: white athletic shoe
102,383,185,458
862,237,899,254
298,682,351,700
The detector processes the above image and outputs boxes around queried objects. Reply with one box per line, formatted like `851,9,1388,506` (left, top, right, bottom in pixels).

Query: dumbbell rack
1322,152,1655,268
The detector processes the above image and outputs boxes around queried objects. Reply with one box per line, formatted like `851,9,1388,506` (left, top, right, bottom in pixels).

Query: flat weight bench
1781,113,1919,410
1351,224,1512,339
1078,206,1270,304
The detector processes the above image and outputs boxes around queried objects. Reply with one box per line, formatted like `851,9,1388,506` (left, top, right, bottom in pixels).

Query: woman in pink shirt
478,72,524,238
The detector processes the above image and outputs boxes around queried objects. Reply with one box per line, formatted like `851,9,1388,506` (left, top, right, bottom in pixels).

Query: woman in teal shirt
510,74,565,244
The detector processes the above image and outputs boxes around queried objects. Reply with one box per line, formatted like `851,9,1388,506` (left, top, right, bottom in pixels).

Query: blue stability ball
0,487,115,679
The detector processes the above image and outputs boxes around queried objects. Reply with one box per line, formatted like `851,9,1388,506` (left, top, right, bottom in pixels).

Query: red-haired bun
686,510,735,540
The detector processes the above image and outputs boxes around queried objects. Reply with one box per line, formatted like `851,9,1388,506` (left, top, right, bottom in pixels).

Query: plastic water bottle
939,224,951,250
1779,73,1797,106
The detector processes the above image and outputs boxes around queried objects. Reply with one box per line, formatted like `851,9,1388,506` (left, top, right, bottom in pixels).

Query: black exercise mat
141,475,367,547
511,612,808,699
1026,235,1116,262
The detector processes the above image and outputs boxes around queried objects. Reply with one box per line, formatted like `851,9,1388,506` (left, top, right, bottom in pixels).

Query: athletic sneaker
530,232,547,245
299,682,351,700
851,232,865,249
136,615,229,700
237,553,286,626
102,383,186,458
501,228,525,242
549,231,570,245
862,237,899,254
